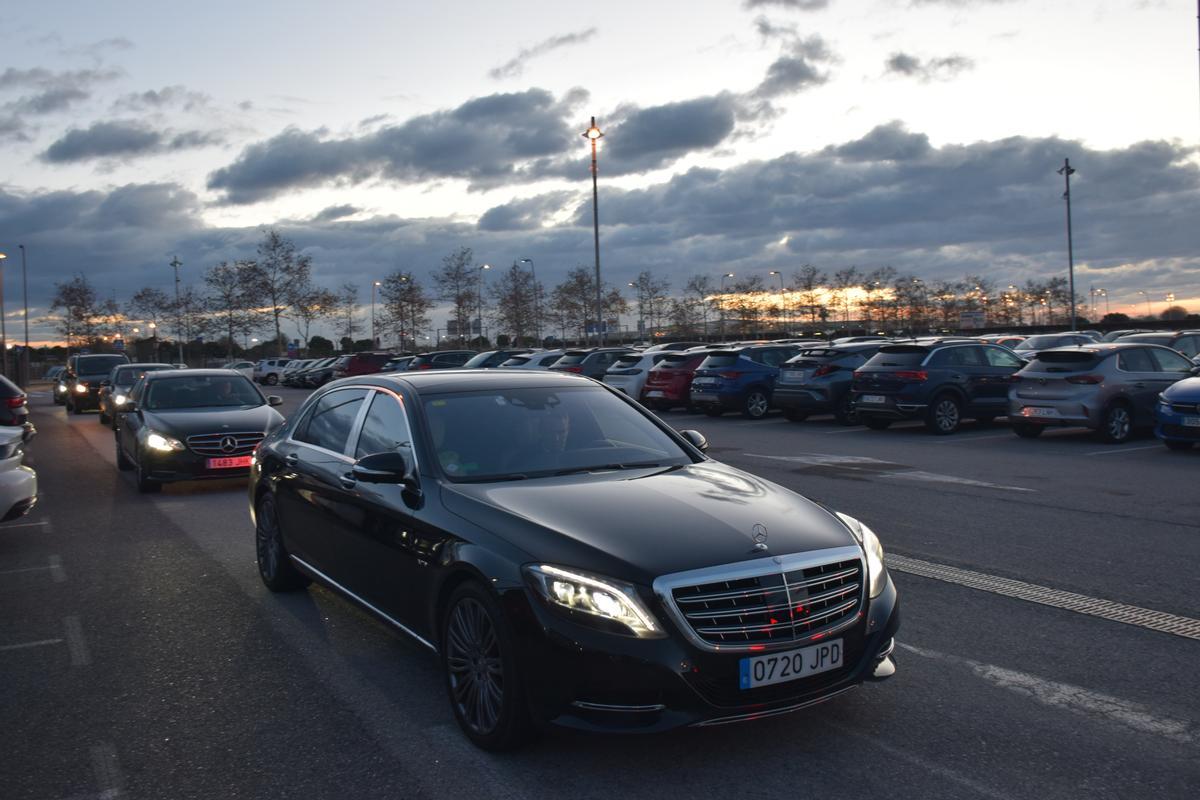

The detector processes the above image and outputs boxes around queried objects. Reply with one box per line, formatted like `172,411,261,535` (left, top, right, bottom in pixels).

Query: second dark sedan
98,362,175,426
249,370,898,750
115,369,283,493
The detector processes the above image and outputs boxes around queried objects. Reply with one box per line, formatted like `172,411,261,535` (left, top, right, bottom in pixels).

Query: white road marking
887,553,1200,641
934,432,1016,443
1085,444,1164,456
743,452,1034,493
64,615,91,666
50,554,66,582
89,743,125,799
881,470,1034,492
0,638,63,652
0,520,50,529
898,642,1197,746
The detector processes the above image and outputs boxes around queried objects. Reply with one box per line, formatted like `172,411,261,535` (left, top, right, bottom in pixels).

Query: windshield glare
77,356,127,375
423,386,692,481
144,375,263,410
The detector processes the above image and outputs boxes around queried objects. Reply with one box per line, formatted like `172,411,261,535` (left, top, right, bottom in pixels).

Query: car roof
141,368,247,380
366,367,597,394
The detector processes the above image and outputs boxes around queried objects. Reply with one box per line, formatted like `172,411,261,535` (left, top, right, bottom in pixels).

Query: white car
497,350,568,369
0,426,36,522
602,351,671,400
253,358,292,385
222,361,256,380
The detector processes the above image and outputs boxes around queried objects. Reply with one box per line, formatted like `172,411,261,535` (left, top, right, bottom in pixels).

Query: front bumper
852,392,927,419
1008,398,1098,429
0,465,37,522
511,573,900,733
139,448,252,483
1155,406,1200,442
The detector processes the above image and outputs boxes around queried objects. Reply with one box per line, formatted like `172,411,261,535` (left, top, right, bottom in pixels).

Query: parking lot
2,383,1198,799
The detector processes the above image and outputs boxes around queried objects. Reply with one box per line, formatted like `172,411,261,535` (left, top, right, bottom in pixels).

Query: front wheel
255,494,310,591
925,394,961,435
135,451,162,494
442,583,534,751
1011,422,1044,439
742,390,770,419
1096,403,1133,444
266,373,279,386
832,393,858,426
862,416,892,430
1163,439,1193,451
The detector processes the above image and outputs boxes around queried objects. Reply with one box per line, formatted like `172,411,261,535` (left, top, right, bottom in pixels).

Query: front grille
669,556,863,649
186,431,265,457
1169,403,1200,414
1161,424,1200,441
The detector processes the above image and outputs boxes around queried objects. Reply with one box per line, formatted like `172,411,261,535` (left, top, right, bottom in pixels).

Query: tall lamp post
768,270,785,332
519,258,539,345
628,281,645,341
1137,290,1152,319
1096,288,1109,317
18,245,28,384
1057,159,1077,331
477,264,491,350
149,321,158,360
583,117,604,345
0,252,7,378
169,256,185,365
720,272,734,341
371,280,381,348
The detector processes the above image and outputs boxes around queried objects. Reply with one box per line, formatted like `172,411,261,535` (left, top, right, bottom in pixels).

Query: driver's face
536,413,569,451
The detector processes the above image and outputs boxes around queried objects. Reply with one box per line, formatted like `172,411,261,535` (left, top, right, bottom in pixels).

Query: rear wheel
703,406,724,417
134,450,161,494
1096,402,1133,444
832,393,857,426
266,373,279,386
115,435,134,471
742,390,770,419
98,408,109,425
862,416,892,430
255,494,310,591
925,394,961,435
783,408,809,422
1163,439,1193,451
1011,422,1044,439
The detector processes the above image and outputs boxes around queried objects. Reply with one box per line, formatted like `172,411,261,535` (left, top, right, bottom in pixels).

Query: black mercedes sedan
249,370,899,750
115,369,284,493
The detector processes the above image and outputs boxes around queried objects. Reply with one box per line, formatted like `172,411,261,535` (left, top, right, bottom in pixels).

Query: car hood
442,461,858,585
141,405,284,437
1162,377,1200,401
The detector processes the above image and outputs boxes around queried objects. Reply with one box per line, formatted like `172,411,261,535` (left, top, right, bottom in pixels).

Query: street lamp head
628,282,635,288
583,117,604,140
373,280,382,287
520,258,532,264
0,253,6,260
481,263,491,271
768,270,780,276
724,272,734,278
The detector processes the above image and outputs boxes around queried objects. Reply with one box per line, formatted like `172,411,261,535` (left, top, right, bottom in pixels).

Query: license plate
782,370,805,382
692,392,718,402
859,394,885,404
645,390,665,398
1022,407,1059,418
739,639,843,689
1183,417,1200,428
206,456,252,469
693,378,717,386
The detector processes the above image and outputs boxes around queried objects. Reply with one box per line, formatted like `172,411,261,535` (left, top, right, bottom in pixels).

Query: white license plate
692,392,718,402
859,394,886,404
1023,407,1059,418
782,370,805,382
739,639,843,689
207,456,252,469
645,390,665,398
1183,416,1200,428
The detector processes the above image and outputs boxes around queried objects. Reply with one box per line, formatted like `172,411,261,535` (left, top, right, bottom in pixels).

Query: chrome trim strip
693,598,859,635
289,555,437,652
652,546,865,654
680,584,862,620
570,701,667,713
690,686,856,727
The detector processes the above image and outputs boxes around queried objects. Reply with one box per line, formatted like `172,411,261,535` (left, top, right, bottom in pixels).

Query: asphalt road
2,383,1198,800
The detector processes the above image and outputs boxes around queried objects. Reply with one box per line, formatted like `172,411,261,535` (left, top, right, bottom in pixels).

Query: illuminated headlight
74,383,89,394
114,394,128,406
56,383,67,394
525,564,664,638
144,431,185,452
836,512,887,598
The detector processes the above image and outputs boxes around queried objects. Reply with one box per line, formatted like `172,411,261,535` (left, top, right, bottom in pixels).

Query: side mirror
1190,366,1200,376
99,380,111,388
267,395,283,406
680,429,709,453
353,450,420,491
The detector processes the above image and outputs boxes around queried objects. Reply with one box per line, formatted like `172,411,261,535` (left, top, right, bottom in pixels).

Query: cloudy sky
1,0,1197,344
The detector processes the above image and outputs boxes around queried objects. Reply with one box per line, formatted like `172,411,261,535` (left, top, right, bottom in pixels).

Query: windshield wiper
552,461,666,477
457,473,531,483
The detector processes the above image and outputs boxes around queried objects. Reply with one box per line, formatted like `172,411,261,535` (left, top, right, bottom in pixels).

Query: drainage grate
886,553,1200,642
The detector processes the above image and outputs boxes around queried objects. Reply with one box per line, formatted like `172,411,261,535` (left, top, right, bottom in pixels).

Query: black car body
548,348,634,380
64,354,131,414
98,363,174,426
115,369,284,493
852,341,1025,433
304,357,343,387
773,343,885,424
249,370,898,749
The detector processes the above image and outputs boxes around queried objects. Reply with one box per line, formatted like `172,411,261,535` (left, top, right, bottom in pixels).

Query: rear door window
295,388,369,454
538,354,563,367
1175,336,1200,357
1148,348,1193,374
699,353,741,369
983,347,1024,368
863,349,926,368
930,346,984,367
1118,348,1157,373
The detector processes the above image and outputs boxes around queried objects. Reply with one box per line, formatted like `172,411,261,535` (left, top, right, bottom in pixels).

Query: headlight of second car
524,564,665,638
836,512,887,598
144,431,185,452
114,393,128,406
74,382,89,394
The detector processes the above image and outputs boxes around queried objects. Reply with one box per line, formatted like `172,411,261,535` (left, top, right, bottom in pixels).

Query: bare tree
549,266,628,343
289,286,338,351
334,283,360,342
379,271,434,351
489,263,541,346
50,274,101,346
685,275,715,338
204,260,259,356
244,229,313,355
830,267,860,324
792,264,827,324
432,246,478,346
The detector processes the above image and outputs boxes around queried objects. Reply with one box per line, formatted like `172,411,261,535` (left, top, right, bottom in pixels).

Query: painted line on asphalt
89,743,125,799
744,453,1034,493
934,432,1017,444
880,470,1034,493
1084,444,1164,456
64,615,92,666
897,642,1197,746
50,554,66,582
887,554,1200,641
0,638,64,653
0,520,50,529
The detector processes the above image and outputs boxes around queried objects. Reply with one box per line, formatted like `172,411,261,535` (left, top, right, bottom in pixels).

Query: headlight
114,394,128,406
74,383,89,394
56,383,67,394
836,512,887,598
524,564,664,638
144,431,185,452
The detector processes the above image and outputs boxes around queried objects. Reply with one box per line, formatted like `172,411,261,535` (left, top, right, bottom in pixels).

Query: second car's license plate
740,639,843,689
782,370,805,382
1023,407,1059,418
859,394,885,404
207,456,252,469
645,390,664,398
1183,416,1200,427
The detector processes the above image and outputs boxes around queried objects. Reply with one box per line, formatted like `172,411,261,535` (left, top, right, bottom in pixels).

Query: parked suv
548,348,633,380
63,353,131,414
497,350,567,370
1009,343,1197,443
690,344,800,418
1114,331,1200,358
332,352,394,380
852,341,1025,434
602,351,671,400
774,342,886,424
643,350,709,411
1013,332,1100,355
303,357,343,387
280,359,316,386
254,358,292,385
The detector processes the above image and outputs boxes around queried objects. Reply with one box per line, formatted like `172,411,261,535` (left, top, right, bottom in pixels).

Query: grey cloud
824,121,931,161
744,0,830,10
113,85,211,112
312,204,361,222
884,51,975,81
754,16,797,40
41,120,223,163
489,27,598,80
8,86,89,115
601,95,740,174
750,35,836,102
0,65,123,138
477,191,574,231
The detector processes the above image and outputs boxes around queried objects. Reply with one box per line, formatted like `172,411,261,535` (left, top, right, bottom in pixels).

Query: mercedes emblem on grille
219,435,238,454
751,523,769,551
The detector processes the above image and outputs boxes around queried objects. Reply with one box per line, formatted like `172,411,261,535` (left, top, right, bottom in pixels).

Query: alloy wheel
256,499,282,581
1106,406,1131,442
934,398,960,433
445,597,504,736
745,391,769,419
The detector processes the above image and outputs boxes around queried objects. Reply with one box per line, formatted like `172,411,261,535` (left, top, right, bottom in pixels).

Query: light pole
720,272,734,341
1165,292,1176,315
1137,290,1152,318
149,321,158,360
371,280,381,348
1096,288,1109,316
1057,159,1077,331
477,264,491,350
583,117,604,345
18,245,28,384
519,258,539,345
768,270,786,332
628,281,645,341
0,252,7,378
169,256,184,365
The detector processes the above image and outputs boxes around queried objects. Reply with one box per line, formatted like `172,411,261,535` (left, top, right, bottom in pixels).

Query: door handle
284,453,299,466
338,473,357,490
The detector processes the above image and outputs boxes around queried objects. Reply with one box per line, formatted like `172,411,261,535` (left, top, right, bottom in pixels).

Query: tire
976,414,996,427
115,436,134,471
832,393,858,426
441,582,534,751
1163,439,1194,451
1096,402,1133,444
925,394,962,435
255,494,311,592
1011,422,1044,439
862,416,892,430
783,408,809,422
742,390,770,419
135,450,162,494
98,406,110,425
704,407,724,417
266,373,279,386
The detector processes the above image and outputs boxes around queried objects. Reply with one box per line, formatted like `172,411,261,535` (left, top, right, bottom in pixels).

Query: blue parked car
689,344,801,418
1155,376,1200,451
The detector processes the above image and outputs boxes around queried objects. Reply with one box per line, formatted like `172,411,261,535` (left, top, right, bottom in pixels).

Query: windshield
114,365,171,387
422,385,693,482
77,355,127,375
144,375,263,410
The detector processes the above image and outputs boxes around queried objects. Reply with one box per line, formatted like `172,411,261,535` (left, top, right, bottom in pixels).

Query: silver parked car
1008,343,1199,442
1012,332,1099,356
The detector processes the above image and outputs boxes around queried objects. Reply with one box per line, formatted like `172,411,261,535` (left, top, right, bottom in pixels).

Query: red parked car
331,352,394,380
642,350,709,410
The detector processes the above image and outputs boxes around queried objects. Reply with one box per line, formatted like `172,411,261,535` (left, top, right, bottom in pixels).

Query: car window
538,354,562,367
1176,336,1200,357
295,388,369,454
355,392,415,460
1149,348,1193,373
1117,348,1157,372
932,346,984,367
435,352,472,366
984,347,1024,368
756,348,791,367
